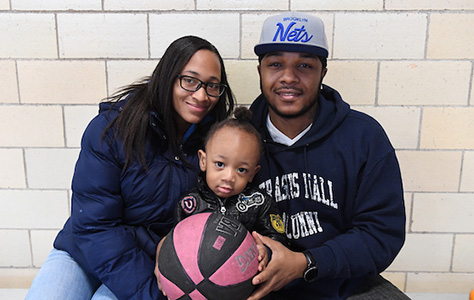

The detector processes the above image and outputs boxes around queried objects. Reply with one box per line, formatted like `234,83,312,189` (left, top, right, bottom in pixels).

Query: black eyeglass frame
177,74,227,97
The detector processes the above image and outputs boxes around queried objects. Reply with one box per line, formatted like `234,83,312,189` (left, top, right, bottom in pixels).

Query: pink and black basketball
158,212,259,300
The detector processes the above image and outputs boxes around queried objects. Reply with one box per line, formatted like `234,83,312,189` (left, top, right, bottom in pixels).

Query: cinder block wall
1,0,473,294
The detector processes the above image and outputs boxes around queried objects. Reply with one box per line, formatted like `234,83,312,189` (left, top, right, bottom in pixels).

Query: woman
26,36,235,300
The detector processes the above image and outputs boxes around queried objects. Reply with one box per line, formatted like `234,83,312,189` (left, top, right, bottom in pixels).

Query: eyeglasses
177,75,227,98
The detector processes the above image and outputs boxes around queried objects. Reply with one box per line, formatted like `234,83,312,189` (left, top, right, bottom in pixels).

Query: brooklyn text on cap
254,11,329,58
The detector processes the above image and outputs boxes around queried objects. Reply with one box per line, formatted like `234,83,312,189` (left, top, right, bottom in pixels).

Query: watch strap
303,250,315,267
302,250,318,282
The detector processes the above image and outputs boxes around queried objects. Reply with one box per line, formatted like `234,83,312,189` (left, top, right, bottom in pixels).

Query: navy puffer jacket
54,99,210,300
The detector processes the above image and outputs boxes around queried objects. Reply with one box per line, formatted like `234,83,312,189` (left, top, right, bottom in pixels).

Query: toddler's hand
253,231,270,272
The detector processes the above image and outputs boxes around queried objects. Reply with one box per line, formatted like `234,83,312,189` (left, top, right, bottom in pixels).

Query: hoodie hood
250,84,350,148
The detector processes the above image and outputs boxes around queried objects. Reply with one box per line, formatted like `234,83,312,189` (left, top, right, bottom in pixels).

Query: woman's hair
204,106,264,158
104,36,235,168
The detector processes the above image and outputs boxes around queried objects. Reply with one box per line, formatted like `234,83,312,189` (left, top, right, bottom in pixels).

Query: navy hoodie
250,84,406,300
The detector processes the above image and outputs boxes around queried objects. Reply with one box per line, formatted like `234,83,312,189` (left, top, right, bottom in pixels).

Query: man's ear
322,67,328,80
198,150,207,172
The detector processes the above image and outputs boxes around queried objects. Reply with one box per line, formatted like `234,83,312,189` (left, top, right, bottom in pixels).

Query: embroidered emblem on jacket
181,196,197,214
236,192,265,212
270,214,285,234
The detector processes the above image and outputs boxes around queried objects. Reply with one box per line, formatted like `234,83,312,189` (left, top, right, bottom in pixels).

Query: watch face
304,266,318,282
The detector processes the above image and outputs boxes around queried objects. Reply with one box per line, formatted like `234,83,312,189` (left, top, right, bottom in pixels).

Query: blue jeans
26,248,118,300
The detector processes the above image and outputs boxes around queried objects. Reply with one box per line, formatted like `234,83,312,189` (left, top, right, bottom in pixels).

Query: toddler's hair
203,106,264,157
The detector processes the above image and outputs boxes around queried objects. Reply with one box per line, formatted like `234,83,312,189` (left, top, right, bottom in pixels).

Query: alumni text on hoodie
250,84,406,300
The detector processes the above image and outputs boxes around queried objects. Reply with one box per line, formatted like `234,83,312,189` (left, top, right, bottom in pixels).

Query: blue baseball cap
254,11,329,58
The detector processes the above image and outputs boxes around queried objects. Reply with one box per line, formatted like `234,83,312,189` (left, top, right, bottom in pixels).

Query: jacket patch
236,192,265,212
270,214,285,234
181,196,197,214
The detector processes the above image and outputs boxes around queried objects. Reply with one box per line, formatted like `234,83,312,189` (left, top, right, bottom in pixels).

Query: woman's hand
247,232,307,300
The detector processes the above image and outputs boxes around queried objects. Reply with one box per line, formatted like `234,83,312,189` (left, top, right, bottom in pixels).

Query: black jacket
176,173,287,244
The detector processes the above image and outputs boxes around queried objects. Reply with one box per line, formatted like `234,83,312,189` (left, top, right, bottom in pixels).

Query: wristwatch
302,250,318,282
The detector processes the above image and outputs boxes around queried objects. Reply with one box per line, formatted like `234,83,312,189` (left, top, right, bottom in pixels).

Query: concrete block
197,0,287,10
292,0,383,10
0,190,69,229
12,0,101,10
334,13,427,59
149,13,240,59
386,0,474,10
0,0,9,9
0,13,57,59
64,105,98,148
412,193,474,233
57,13,148,58
18,60,106,104
388,233,452,272
105,0,193,10
25,148,80,189
421,107,474,149
453,234,474,273
224,60,260,105
379,61,470,106
324,61,377,105
107,60,159,96
428,14,474,59
396,150,462,192
31,230,60,267
0,61,19,103
0,269,37,288
0,230,31,267
460,151,474,192
0,106,64,147
0,149,26,189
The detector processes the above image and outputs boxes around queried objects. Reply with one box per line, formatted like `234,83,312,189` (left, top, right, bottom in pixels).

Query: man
248,11,408,300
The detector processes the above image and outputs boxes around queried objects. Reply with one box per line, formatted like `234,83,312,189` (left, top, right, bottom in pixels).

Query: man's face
258,52,327,120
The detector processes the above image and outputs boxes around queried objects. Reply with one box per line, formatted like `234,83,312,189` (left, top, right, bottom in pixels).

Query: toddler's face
199,126,261,198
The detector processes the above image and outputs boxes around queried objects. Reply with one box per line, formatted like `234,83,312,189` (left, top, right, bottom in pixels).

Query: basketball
157,212,259,300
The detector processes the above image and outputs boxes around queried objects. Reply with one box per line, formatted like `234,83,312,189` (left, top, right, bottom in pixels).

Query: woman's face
173,49,222,132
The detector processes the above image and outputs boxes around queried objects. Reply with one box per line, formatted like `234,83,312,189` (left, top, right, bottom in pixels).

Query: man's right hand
247,232,307,300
